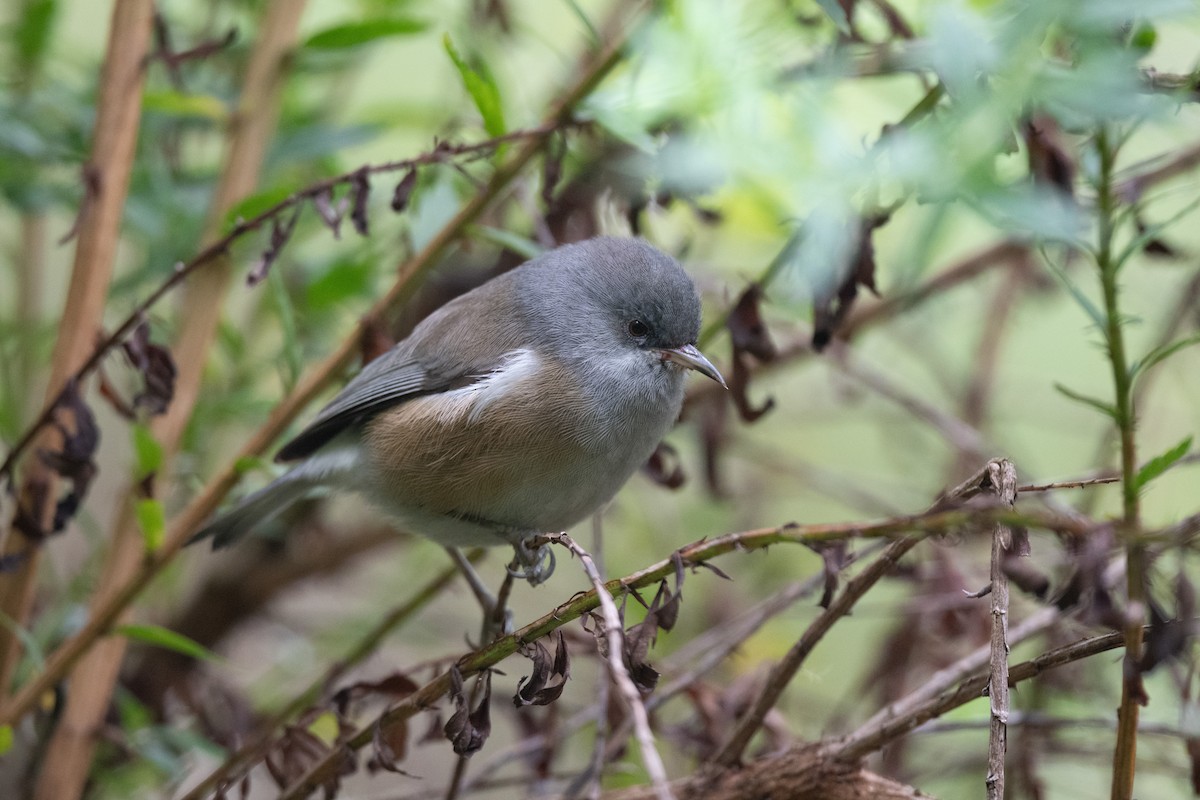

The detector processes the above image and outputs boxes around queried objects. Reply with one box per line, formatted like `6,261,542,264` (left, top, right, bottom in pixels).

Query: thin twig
985,460,1017,799
835,626,1135,763
554,533,674,800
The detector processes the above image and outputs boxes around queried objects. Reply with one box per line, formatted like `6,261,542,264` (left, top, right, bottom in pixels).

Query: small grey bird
192,237,724,579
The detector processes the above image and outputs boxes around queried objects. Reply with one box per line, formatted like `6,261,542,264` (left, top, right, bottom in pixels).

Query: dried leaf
1024,115,1076,198
643,441,686,489
727,283,777,423
804,540,849,609
247,205,301,286
514,631,570,707
312,187,346,238
264,724,354,796
350,168,371,236
391,168,418,213
369,716,414,775
121,320,177,416
811,212,889,350
443,667,491,756
36,380,99,534
332,672,419,716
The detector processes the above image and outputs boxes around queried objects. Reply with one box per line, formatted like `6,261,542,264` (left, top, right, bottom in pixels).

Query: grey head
513,237,720,389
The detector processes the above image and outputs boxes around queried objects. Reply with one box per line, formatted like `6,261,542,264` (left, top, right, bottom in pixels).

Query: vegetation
1,0,1198,798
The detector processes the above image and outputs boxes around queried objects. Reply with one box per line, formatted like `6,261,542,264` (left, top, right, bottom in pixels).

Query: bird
191,237,725,584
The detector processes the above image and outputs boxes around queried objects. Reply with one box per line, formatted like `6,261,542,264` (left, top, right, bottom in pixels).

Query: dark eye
627,319,650,338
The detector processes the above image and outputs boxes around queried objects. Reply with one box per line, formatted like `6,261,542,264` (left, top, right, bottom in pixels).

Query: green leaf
0,724,12,756
471,225,543,260
223,184,299,233
814,0,852,33
13,0,57,77
268,269,301,390
135,499,166,552
1042,251,1106,330
234,455,270,475
142,90,228,122
1129,332,1200,385
303,18,427,50
131,423,163,481
443,34,506,138
1134,436,1192,491
1053,383,1118,419
307,711,340,745
116,624,219,662
304,257,374,313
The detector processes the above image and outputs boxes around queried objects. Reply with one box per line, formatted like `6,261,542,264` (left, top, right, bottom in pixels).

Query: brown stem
0,0,155,696
985,461,1017,799
29,5,310,798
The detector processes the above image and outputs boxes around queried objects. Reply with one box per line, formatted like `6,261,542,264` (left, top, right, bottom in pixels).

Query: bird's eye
627,319,650,338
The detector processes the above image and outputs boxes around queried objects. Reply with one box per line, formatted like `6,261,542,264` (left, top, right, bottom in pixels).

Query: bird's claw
508,539,556,585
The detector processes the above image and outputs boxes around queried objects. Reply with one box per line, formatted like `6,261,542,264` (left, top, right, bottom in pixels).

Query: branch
985,461,1017,799
555,533,674,800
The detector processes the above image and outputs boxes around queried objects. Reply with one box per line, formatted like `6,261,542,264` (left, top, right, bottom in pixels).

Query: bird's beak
658,343,727,388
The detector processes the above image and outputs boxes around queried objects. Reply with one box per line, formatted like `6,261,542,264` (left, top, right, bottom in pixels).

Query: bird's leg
444,547,514,641
507,535,556,585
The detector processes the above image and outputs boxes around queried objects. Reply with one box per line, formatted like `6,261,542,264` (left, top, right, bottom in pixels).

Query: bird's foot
507,536,556,586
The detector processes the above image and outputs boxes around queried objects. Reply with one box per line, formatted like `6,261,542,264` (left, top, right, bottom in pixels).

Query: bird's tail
188,448,361,548
187,473,314,548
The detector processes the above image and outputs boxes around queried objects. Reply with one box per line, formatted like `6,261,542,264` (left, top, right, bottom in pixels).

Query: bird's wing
274,353,436,461
275,273,526,462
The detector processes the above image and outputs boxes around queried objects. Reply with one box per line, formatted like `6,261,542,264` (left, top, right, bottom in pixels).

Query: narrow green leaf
1053,383,1118,419
268,269,301,390
471,225,544,260
0,724,12,756
116,624,219,662
1042,253,1106,330
131,423,163,481
1129,332,1200,385
443,34,506,138
135,498,166,552
142,90,228,122
234,455,270,475
14,0,57,76
304,18,427,50
814,0,852,33
1134,436,1192,491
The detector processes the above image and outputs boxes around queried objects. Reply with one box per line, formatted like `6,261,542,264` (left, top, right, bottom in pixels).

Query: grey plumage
191,237,719,553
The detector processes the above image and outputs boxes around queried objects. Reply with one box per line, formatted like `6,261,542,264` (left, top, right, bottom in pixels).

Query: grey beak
659,343,727,388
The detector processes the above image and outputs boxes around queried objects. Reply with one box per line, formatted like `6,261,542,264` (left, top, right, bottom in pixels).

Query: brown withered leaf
350,167,371,237
1135,214,1184,260
1139,573,1195,673
727,283,776,423
1024,115,1076,198
514,631,570,707
332,671,419,716
811,212,889,350
312,187,347,239
264,724,355,797
369,715,415,775
247,205,301,286
391,168,418,213
443,667,491,756
804,540,849,609
643,441,686,489
37,380,99,534
122,320,177,416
